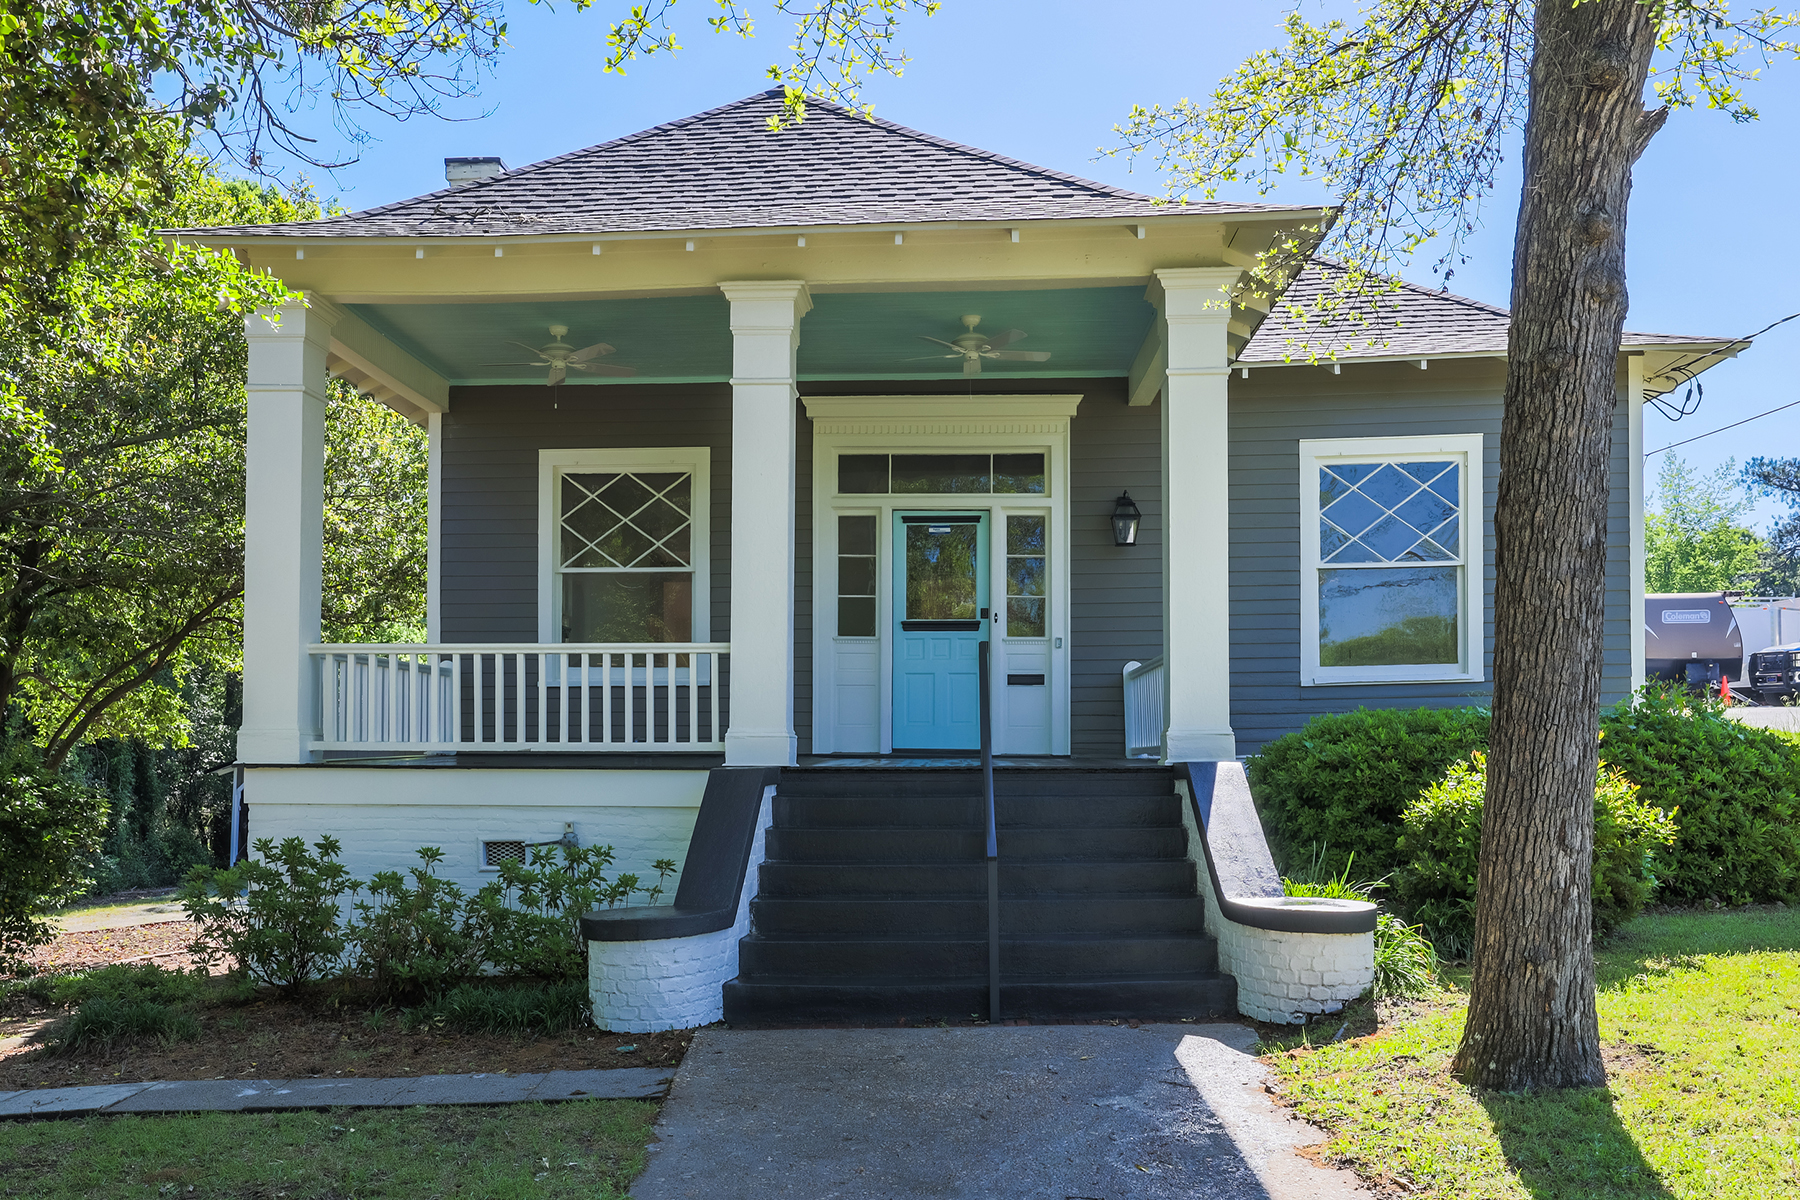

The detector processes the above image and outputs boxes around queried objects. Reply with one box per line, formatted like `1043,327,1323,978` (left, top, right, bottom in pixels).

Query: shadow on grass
1481,1085,1671,1200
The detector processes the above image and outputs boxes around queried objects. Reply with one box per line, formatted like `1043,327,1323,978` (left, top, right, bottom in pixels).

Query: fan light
1112,493,1142,547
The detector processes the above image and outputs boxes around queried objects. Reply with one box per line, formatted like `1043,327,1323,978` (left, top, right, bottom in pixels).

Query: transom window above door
838,453,1046,495
540,449,710,645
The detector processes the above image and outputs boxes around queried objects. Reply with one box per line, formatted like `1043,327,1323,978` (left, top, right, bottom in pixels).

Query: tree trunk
1453,0,1662,1091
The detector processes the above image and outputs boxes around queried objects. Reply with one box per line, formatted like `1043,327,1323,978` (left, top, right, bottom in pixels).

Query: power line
1645,395,1800,457
1645,309,1800,424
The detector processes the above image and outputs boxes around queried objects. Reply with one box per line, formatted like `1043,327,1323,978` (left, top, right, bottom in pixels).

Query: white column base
1162,729,1237,763
724,730,798,767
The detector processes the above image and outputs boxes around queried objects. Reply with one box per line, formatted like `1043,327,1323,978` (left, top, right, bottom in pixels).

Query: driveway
630,1023,1369,1199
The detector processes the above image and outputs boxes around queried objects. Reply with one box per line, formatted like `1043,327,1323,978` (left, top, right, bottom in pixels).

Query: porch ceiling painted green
347,287,1154,386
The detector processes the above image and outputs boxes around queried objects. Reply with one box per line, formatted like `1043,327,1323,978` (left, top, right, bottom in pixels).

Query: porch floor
793,755,1162,770
298,753,1162,770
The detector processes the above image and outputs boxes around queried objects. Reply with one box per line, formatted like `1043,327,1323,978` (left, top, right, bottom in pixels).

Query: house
179,90,1739,1028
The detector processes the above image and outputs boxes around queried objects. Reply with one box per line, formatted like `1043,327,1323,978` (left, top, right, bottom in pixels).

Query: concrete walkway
632,1024,1369,1200
53,895,187,933
0,1067,671,1120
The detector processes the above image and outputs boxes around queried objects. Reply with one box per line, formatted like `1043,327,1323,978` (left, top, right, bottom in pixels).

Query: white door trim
806,395,1078,755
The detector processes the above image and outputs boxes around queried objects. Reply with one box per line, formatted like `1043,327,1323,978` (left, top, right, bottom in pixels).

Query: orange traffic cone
1721,675,1734,705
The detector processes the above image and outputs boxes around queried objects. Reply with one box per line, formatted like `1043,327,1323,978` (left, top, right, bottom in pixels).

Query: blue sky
278,0,1800,533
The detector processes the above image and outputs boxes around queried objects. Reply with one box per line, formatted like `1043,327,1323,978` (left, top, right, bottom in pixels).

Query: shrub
345,848,485,1003
49,963,208,1008
0,748,108,971
1281,852,1437,999
1599,685,1800,904
1397,752,1678,953
401,980,590,1037
54,998,201,1053
1248,706,1490,878
472,844,678,982
179,836,355,995
1372,914,1437,999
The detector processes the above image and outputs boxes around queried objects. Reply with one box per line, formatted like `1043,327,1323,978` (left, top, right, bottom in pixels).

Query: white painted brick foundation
587,787,774,1033
241,766,708,893
1177,766,1376,1025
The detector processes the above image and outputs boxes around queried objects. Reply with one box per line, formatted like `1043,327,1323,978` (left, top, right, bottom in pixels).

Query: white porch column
1154,267,1240,762
238,299,334,764
426,411,444,642
720,280,812,766
1627,355,1646,690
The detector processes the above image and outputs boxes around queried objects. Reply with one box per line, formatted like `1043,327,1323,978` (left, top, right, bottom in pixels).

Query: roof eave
163,206,1330,248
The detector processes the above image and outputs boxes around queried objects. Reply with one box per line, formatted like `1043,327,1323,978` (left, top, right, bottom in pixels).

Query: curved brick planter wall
1174,762,1376,1024
583,768,779,1034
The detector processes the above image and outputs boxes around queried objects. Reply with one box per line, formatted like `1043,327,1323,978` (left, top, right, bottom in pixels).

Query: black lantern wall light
1111,492,1142,546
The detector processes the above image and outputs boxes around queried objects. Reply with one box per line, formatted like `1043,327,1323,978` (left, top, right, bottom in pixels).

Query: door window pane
1318,567,1457,666
1006,515,1047,637
563,573,693,642
905,522,979,619
892,454,991,494
993,454,1046,494
838,455,890,494
837,515,878,637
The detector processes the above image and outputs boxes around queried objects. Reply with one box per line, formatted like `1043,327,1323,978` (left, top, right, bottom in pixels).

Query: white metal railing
311,643,730,753
1122,656,1165,759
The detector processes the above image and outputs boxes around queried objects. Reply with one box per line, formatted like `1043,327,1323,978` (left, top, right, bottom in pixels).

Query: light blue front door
892,512,990,750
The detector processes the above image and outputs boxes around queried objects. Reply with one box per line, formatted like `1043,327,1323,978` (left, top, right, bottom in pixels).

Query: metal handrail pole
980,639,1000,1023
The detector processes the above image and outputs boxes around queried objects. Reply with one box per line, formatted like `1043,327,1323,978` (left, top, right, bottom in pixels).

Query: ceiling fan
485,325,636,385
911,314,1051,376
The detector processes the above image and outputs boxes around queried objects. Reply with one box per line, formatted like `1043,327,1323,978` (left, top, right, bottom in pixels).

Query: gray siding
1226,359,1634,753
439,384,734,643
1068,381,1165,756
438,368,1634,760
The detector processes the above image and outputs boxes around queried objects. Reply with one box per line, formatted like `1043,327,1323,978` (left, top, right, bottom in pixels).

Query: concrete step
775,768,1175,800
749,895,1208,939
763,825,1186,864
755,859,1198,898
720,974,1237,1025
772,792,1184,830
737,934,1217,980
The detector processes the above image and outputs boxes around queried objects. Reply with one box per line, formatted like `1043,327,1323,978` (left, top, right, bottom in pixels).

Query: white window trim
1299,433,1484,686
537,447,712,645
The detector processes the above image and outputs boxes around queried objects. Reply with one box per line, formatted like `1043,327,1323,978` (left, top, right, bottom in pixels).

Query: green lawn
1267,908,1800,1198
0,1100,656,1199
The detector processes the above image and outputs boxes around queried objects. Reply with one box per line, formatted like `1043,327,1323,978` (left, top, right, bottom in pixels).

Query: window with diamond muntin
1315,457,1464,670
559,470,695,642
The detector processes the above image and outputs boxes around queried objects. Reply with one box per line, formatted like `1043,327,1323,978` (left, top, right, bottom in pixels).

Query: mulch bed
2,919,690,1091
22,920,217,977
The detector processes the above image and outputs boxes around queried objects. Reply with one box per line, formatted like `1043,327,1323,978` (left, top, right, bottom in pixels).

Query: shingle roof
1240,261,1725,361
179,90,1300,239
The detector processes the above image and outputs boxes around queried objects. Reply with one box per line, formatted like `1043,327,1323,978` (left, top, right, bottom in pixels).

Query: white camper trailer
1732,598,1800,663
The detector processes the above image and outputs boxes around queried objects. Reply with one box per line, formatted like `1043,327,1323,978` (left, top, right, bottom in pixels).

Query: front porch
241,268,1250,772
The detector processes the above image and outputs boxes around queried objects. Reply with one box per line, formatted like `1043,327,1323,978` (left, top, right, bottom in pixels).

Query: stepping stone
0,1084,148,1118
107,1080,272,1113
239,1078,412,1110
529,1068,673,1101
386,1072,546,1106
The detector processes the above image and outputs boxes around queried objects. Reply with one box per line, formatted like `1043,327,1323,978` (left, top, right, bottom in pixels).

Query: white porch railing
310,644,730,753
1122,656,1165,759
